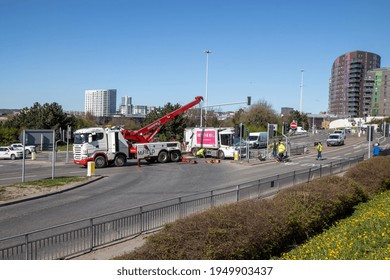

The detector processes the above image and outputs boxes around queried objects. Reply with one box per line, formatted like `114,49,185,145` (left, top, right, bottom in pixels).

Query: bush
115,158,388,260
118,176,367,260
271,176,367,251
344,156,390,197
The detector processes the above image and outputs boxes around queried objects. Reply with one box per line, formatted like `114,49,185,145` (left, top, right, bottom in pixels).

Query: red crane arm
121,96,203,143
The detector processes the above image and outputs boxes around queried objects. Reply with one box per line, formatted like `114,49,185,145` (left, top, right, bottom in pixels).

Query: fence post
236,185,240,202
211,191,215,208
139,206,144,234
293,171,296,185
308,168,311,182
320,164,322,178
89,218,94,252
277,174,280,190
179,197,183,218
25,234,29,260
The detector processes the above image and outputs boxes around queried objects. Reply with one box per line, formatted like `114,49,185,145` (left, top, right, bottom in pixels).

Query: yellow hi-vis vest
277,143,285,154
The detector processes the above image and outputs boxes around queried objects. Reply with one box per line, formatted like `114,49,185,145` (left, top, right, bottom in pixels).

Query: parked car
290,126,307,135
0,146,23,160
327,134,345,146
10,143,36,154
333,130,346,139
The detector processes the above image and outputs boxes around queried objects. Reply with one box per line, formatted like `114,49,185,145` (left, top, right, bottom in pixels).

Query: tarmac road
0,132,381,240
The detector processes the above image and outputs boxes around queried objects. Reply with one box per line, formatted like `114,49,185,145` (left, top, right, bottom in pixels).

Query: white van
248,132,267,148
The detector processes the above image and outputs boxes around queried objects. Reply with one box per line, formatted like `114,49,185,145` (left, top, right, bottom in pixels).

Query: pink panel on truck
196,130,216,145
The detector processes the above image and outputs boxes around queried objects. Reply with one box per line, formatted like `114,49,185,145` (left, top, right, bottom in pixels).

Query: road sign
290,121,297,129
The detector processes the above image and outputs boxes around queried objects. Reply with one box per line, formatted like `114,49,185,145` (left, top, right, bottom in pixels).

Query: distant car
327,134,345,146
10,143,36,154
247,132,267,148
333,130,346,139
0,146,23,160
291,126,307,134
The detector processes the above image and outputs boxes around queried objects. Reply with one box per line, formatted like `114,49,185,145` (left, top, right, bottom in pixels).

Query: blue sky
1,0,390,114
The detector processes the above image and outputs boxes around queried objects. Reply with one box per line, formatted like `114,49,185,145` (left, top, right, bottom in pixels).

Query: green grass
21,176,87,188
0,177,88,201
56,144,73,152
278,190,390,260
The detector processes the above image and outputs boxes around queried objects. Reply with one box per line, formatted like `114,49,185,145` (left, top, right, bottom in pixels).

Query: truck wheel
218,150,225,160
145,157,156,163
114,154,127,167
157,151,169,163
170,150,181,162
11,154,16,160
94,155,107,168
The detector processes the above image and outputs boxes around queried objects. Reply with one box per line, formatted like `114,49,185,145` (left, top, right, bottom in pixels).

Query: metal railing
0,155,364,260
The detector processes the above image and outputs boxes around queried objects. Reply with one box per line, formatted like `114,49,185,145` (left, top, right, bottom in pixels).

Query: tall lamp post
203,50,211,127
300,69,304,114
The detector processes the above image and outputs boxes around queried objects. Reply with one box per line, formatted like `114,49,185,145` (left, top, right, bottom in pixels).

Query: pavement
71,231,156,260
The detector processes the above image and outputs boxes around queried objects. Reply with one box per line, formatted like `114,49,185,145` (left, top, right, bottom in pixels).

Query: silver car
327,134,345,146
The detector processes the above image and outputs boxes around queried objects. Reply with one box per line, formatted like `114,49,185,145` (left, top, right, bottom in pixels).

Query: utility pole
300,69,304,114
204,50,211,127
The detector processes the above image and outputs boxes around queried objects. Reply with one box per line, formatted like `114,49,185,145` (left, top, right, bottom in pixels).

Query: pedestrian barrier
0,154,364,260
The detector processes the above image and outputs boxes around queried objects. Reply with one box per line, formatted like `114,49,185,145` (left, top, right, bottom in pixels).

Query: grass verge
0,177,88,201
277,190,390,260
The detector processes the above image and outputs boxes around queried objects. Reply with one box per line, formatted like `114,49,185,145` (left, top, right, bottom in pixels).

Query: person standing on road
277,140,286,161
316,142,323,160
272,140,277,157
372,143,381,156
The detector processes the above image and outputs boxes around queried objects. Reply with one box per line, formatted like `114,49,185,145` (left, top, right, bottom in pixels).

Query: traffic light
385,124,390,137
247,96,251,106
234,124,240,137
282,122,289,134
240,123,245,138
366,126,375,141
268,124,274,138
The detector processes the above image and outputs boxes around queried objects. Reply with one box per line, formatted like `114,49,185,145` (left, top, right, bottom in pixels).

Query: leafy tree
238,100,279,132
185,108,201,128
108,117,139,130
285,110,309,130
4,102,77,131
0,126,19,145
143,102,187,141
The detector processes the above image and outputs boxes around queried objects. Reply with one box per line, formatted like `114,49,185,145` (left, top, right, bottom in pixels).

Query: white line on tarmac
0,175,37,181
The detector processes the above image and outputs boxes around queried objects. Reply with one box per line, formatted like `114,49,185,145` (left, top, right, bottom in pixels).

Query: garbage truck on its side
73,96,203,168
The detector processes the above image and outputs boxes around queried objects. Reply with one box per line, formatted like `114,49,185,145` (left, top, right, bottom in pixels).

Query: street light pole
300,69,304,114
204,50,211,127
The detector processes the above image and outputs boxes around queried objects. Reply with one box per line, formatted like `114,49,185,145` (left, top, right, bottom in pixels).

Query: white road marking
0,175,37,181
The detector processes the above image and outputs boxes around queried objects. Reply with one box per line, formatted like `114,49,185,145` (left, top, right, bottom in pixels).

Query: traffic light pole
200,97,251,127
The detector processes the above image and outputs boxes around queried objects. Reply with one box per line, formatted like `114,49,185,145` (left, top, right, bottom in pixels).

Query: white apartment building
85,89,117,117
119,96,132,115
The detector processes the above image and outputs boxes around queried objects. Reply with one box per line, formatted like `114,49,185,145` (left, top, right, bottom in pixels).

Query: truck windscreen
220,134,234,146
73,133,89,144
